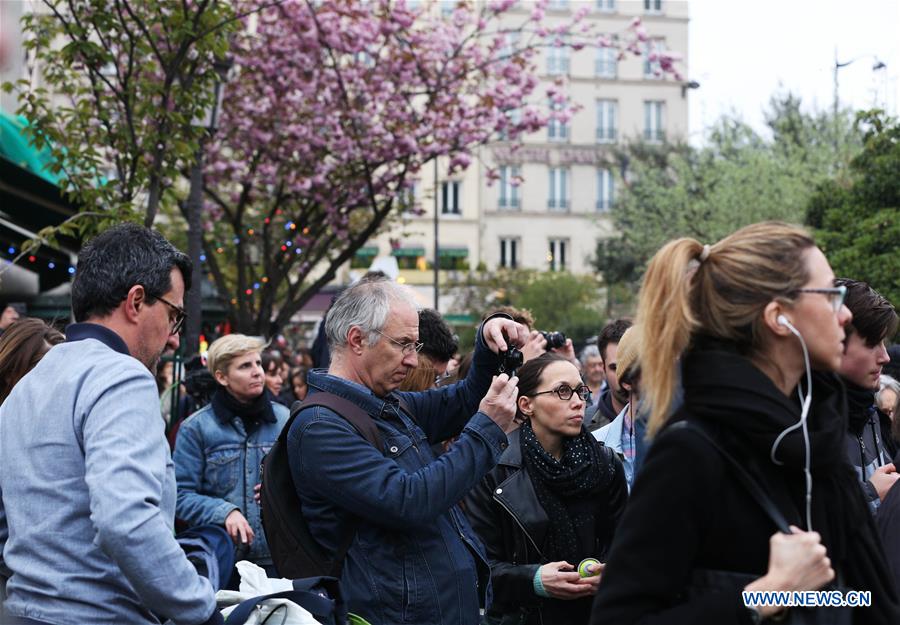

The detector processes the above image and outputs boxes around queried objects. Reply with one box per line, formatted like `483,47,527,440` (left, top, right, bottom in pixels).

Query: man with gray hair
287,274,526,625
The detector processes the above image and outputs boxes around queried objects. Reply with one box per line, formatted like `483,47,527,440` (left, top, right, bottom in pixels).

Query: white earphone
771,312,814,531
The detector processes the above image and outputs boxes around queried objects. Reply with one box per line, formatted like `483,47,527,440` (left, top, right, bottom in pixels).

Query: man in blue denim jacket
288,275,525,625
0,225,221,625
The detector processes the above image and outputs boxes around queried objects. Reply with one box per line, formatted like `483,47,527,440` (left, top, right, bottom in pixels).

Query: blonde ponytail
637,238,705,437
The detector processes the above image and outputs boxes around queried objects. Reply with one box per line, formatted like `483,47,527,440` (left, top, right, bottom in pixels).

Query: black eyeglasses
374,329,424,356
791,285,847,313
155,294,187,335
532,383,591,402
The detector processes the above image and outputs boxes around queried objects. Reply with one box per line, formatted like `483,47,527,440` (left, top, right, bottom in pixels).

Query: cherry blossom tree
201,0,680,335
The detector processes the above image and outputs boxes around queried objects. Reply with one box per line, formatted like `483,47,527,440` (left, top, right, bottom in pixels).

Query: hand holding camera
479,373,520,434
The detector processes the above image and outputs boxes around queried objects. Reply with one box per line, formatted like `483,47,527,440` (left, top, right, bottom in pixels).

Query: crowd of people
1,220,899,625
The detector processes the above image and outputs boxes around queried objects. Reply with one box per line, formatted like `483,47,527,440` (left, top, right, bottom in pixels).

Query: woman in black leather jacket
465,353,627,625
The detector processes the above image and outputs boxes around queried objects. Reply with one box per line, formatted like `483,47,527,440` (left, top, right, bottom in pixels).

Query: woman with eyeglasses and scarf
465,353,627,625
589,222,900,625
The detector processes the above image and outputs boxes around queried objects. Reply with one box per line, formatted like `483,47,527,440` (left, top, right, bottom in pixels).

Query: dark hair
290,366,308,385
515,352,570,420
0,318,64,403
418,309,458,363
835,278,898,347
598,319,633,363
71,223,192,322
484,306,535,329
885,345,900,381
261,349,284,373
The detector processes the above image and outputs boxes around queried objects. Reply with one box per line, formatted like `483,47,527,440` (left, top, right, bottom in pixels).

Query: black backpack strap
668,420,791,534
286,392,385,577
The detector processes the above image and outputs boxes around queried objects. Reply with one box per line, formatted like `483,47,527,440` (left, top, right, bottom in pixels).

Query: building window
595,44,617,78
398,183,417,213
644,40,667,78
499,237,519,269
502,31,520,60
547,167,570,211
596,0,616,11
499,165,520,210
441,181,461,214
644,0,662,12
440,0,455,17
548,238,568,272
644,100,665,142
595,99,617,143
500,107,521,141
547,100,569,142
548,0,570,9
596,168,615,211
546,37,570,76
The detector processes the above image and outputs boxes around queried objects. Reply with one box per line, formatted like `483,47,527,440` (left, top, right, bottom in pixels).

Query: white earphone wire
770,316,814,531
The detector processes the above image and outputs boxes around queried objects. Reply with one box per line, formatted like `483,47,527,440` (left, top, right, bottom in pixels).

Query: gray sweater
0,330,216,625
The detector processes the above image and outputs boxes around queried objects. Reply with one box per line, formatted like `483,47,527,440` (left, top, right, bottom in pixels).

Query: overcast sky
686,0,900,143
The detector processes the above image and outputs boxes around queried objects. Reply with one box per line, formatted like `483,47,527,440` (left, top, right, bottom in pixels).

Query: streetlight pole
833,48,887,119
184,56,232,356
433,157,439,311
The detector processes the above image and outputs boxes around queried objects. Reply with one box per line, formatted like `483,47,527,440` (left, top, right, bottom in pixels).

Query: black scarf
520,420,613,564
680,342,900,624
211,387,275,432
845,380,876,436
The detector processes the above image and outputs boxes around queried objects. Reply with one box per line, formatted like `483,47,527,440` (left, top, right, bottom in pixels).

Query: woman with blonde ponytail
590,222,900,624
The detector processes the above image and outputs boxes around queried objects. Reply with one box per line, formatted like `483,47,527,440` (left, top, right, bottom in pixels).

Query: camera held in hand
499,346,524,377
540,331,567,350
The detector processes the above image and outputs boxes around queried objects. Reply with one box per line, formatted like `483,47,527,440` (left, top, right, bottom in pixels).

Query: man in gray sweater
0,224,222,625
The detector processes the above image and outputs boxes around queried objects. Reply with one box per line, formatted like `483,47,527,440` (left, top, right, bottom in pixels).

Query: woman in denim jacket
174,334,289,573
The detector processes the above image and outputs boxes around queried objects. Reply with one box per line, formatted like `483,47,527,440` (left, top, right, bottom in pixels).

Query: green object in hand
578,557,601,578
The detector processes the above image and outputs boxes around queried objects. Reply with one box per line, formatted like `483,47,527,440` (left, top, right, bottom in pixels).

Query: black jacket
590,344,900,625
586,388,618,431
465,430,627,625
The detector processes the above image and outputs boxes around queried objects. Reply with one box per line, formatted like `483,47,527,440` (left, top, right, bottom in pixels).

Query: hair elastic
698,244,711,262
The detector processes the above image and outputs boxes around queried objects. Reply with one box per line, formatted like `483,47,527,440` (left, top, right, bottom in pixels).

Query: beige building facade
350,0,690,304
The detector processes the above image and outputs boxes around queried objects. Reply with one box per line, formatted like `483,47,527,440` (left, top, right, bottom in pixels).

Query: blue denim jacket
174,397,289,564
287,326,508,625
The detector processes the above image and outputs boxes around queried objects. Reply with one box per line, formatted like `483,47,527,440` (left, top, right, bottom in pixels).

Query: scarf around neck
678,342,900,623
845,380,877,436
520,419,613,563
211,387,275,430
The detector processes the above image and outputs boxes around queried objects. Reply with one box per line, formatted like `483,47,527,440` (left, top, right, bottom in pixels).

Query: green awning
391,247,425,257
438,247,468,258
0,111,61,185
355,246,378,256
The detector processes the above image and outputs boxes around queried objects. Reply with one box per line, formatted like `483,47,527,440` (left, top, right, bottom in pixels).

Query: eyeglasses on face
792,285,847,313
532,383,591,402
154,293,187,335
374,329,424,356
